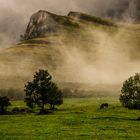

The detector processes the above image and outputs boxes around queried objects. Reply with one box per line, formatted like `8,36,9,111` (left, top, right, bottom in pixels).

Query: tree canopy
120,73,140,109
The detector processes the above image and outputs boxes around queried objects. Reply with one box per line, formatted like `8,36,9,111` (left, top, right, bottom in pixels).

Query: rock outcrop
68,11,116,26
24,10,58,39
24,10,79,40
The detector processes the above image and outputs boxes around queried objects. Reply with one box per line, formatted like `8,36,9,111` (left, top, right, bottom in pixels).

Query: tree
120,73,140,109
24,69,63,114
0,96,11,114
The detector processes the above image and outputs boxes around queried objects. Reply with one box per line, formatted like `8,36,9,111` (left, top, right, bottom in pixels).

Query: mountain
0,10,140,95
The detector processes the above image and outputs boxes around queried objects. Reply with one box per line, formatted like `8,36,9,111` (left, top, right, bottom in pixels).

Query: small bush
12,107,33,114
0,96,11,114
12,107,20,113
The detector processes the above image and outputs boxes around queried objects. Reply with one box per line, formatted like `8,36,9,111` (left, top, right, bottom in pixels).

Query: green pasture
0,97,140,140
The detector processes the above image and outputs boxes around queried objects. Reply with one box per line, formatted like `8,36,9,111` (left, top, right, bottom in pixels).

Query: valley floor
0,97,140,140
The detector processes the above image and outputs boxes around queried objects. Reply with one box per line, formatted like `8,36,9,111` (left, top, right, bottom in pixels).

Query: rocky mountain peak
24,10,59,39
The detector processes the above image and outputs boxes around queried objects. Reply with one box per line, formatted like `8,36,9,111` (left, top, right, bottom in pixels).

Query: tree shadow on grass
91,116,136,121
36,109,53,115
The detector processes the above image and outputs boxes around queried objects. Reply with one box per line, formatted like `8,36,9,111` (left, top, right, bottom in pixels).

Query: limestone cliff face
24,10,79,40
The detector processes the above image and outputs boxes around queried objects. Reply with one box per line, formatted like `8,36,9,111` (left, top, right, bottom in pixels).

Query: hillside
0,10,140,97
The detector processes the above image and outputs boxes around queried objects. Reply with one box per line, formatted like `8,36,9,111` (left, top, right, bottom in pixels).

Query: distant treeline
0,88,119,100
62,88,119,98
0,89,25,100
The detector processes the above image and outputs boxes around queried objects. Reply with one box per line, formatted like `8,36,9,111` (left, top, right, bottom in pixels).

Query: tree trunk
50,104,55,110
41,103,45,114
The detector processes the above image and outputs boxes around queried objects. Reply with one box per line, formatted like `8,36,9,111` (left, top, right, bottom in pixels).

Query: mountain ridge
23,10,116,40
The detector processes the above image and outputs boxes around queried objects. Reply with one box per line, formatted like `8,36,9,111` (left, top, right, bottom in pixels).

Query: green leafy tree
0,96,11,114
24,69,63,114
120,73,140,109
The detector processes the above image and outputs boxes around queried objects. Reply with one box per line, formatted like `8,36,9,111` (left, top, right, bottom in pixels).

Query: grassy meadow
0,97,140,140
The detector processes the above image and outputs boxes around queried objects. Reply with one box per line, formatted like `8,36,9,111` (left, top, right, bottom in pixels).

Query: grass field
0,97,140,140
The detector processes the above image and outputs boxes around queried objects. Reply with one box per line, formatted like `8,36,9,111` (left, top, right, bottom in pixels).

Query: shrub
12,107,20,113
12,107,33,114
0,96,11,114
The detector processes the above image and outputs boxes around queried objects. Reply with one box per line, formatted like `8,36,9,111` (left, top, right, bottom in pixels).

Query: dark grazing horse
100,103,109,109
